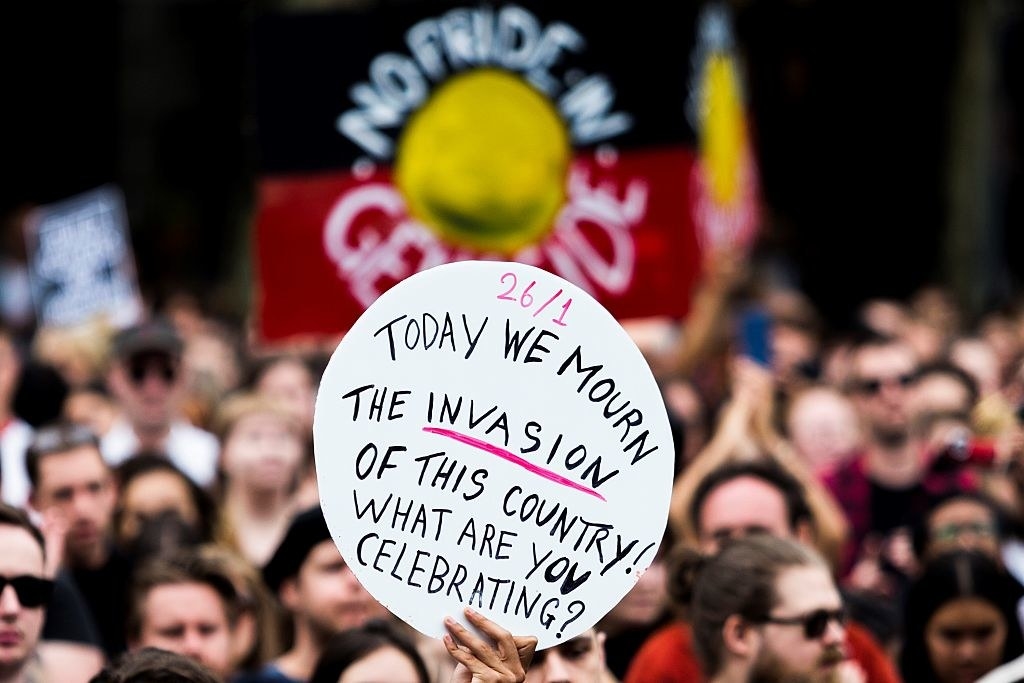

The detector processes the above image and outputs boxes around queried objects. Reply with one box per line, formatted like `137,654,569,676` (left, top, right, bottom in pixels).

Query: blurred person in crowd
240,505,392,683
195,545,282,676
629,461,898,682
859,299,911,340
771,316,820,393
785,384,863,476
669,357,851,573
946,336,1023,460
910,491,1024,625
595,529,671,679
31,320,112,389
979,310,1023,385
764,288,823,397
163,291,209,341
252,354,321,509
901,316,947,367
252,355,317,439
522,628,606,683
213,392,305,566
914,491,1005,561
0,503,56,683
909,363,979,419
884,288,957,367
180,320,246,431
102,318,218,486
900,550,1024,683
89,647,220,683
860,295,949,368
909,406,994,478
25,422,131,657
909,287,961,343
824,333,936,590
64,380,120,440
308,620,429,683
949,336,1003,399
127,550,244,681
904,365,1012,512
0,326,33,506
113,454,217,555
820,336,857,392
660,375,711,468
663,535,858,683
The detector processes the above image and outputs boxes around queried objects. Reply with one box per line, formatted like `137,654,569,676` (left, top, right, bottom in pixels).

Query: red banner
253,3,757,342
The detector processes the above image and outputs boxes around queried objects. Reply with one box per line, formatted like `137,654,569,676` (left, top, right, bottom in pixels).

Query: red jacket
624,619,901,683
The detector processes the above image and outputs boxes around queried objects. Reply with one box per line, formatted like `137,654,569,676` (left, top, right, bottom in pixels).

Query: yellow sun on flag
395,68,571,254
699,54,746,206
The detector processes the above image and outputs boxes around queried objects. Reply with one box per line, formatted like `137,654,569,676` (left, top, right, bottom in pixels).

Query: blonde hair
32,318,113,385
211,391,303,444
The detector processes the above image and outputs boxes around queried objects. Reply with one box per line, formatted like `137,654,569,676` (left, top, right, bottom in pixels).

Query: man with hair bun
684,534,853,683
626,460,898,682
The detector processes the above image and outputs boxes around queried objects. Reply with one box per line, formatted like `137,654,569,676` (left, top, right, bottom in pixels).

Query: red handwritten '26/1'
496,272,573,327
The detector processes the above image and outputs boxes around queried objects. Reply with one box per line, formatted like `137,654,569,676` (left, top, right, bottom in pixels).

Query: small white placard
24,185,142,328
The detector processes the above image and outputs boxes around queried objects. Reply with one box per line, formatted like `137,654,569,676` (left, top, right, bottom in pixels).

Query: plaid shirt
823,451,976,576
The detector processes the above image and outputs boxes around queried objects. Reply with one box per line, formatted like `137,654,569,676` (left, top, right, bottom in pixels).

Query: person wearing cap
237,505,392,683
101,318,218,487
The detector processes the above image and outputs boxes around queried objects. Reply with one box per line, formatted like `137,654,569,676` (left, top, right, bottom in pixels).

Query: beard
748,644,846,683
870,420,908,448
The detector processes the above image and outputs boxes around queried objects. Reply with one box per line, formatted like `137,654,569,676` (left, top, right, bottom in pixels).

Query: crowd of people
2,251,1024,683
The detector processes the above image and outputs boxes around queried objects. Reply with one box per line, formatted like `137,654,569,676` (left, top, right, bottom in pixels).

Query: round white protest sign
314,261,673,649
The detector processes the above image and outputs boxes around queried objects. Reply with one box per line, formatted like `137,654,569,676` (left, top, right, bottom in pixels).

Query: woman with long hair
901,550,1024,683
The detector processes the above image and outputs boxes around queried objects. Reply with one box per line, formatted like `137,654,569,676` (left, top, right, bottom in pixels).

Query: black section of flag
253,0,700,174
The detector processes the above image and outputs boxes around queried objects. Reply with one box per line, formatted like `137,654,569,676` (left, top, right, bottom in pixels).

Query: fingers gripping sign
445,608,537,683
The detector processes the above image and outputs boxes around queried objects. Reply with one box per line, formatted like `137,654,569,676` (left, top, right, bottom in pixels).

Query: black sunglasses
759,607,846,639
855,373,915,396
128,355,178,385
0,575,55,608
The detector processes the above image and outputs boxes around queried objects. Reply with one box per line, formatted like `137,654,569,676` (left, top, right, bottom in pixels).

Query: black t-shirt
42,570,102,646
71,548,134,658
869,479,926,536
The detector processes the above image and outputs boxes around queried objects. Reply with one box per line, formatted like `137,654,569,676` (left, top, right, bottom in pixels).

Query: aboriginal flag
253,1,759,342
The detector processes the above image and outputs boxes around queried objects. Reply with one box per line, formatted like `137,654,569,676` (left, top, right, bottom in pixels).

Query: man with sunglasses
686,535,852,683
626,461,898,683
0,503,54,683
101,319,218,487
822,333,935,592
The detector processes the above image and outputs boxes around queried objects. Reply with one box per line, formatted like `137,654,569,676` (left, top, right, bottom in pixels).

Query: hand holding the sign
445,608,537,683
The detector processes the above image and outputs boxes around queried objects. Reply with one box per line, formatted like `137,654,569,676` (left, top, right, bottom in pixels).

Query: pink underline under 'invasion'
422,426,607,502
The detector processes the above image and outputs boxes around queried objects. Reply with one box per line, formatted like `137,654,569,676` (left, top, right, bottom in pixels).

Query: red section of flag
255,145,701,343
